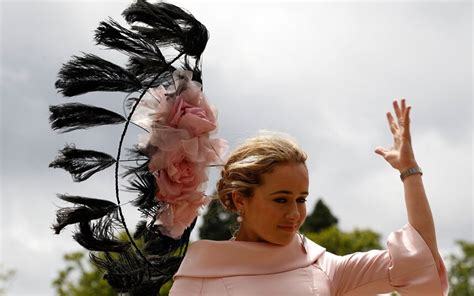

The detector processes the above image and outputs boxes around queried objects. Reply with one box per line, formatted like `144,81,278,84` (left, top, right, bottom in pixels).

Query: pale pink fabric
170,223,448,295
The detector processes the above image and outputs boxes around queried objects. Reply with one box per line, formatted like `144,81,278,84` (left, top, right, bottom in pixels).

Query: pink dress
170,223,449,295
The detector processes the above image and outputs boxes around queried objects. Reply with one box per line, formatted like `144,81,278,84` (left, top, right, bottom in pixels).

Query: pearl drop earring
237,210,243,223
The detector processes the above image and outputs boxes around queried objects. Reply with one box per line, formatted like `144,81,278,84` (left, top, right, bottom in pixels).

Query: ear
231,191,247,211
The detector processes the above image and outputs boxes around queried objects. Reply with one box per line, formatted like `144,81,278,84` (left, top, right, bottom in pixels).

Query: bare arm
375,99,442,270
400,172,441,269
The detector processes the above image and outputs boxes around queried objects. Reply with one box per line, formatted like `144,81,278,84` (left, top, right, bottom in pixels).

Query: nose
285,201,301,221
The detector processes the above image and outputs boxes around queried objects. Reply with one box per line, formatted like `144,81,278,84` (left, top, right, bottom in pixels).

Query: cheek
299,204,307,221
301,204,307,215
249,202,281,224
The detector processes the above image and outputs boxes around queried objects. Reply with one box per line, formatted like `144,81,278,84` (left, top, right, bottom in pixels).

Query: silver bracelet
400,166,423,181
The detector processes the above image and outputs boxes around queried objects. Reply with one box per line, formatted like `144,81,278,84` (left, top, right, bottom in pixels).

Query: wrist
398,161,419,173
400,166,423,182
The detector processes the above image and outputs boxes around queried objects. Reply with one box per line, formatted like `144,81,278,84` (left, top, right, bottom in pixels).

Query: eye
273,198,287,203
297,198,307,203
273,197,307,204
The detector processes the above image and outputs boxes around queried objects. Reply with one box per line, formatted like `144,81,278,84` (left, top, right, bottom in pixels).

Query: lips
278,225,297,232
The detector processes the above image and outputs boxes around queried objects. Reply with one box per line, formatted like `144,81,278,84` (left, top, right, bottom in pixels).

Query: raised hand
374,99,418,172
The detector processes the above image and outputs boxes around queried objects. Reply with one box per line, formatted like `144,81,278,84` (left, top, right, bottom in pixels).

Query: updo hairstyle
216,131,307,212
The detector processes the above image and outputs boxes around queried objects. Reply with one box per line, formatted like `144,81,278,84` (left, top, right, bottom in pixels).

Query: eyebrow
269,190,309,196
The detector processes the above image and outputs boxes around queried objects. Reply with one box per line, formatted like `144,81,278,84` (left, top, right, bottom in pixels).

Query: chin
267,234,295,246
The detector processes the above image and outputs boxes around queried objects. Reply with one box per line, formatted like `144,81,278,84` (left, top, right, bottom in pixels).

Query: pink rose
167,83,217,136
133,70,217,137
153,156,208,203
147,127,227,171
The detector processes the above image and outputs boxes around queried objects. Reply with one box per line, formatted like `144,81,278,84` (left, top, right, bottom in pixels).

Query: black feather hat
49,1,226,294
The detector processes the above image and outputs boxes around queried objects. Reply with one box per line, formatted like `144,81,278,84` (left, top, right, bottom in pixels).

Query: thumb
374,146,387,157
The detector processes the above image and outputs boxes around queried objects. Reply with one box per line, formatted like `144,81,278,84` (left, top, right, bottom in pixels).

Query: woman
169,99,449,295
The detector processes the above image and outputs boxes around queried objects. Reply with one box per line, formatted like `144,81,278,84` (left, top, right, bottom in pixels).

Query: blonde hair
216,131,307,211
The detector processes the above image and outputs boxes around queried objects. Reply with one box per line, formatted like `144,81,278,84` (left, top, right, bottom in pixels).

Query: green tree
199,198,238,240
0,264,15,296
300,198,381,255
52,251,116,296
304,225,382,255
301,198,338,233
447,240,474,296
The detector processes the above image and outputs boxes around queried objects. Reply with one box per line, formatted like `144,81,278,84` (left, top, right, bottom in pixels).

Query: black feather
91,250,173,291
59,194,117,208
126,57,175,88
143,237,180,257
121,146,151,178
49,102,126,133
133,220,150,240
91,250,184,294
74,220,131,252
143,218,197,257
124,172,157,211
95,19,176,88
55,53,142,97
91,251,148,291
123,1,209,58
49,144,116,182
131,256,183,294
52,194,117,234
136,225,177,256
95,18,166,62
182,56,203,84
121,159,150,179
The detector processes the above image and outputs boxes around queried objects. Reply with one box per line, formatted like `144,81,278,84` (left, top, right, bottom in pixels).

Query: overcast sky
0,0,472,295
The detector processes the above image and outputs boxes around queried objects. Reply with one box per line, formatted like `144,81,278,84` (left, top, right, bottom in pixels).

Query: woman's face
234,162,309,245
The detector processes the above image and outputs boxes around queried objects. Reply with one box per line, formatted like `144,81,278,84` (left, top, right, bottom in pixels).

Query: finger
394,99,406,128
374,146,387,157
401,98,406,113
386,112,398,134
393,100,402,119
404,105,410,126
403,106,412,141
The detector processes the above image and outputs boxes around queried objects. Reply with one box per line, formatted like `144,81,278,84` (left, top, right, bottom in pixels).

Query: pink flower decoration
147,127,227,172
154,158,208,203
130,86,167,132
154,195,210,239
131,69,228,239
167,83,217,136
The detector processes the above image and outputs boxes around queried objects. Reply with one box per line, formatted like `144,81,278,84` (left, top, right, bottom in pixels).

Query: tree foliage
0,264,15,296
301,198,381,255
199,198,238,240
447,240,474,296
301,198,338,233
52,251,116,296
304,225,382,255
